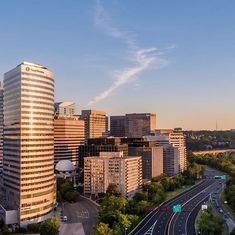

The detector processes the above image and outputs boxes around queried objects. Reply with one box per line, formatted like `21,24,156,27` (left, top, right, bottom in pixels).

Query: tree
99,196,127,226
64,191,79,202
39,218,60,235
93,222,113,235
28,223,40,233
133,192,147,202
106,183,120,197
198,210,224,235
60,182,73,196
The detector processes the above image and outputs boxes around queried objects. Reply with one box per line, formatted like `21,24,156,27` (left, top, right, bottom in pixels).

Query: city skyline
1,1,235,130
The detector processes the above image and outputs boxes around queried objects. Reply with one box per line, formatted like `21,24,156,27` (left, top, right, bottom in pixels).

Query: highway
129,166,227,235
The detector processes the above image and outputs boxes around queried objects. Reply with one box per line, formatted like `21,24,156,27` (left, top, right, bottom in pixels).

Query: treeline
189,153,235,217
197,206,225,234
185,130,235,151
93,163,203,235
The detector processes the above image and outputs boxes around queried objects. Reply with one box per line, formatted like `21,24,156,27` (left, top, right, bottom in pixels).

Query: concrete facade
81,110,108,140
84,152,142,198
54,116,85,166
128,146,163,180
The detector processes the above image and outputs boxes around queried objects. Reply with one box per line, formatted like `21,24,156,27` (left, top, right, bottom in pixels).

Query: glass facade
3,62,56,225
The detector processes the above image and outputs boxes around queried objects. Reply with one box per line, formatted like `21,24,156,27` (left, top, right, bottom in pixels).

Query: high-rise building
54,116,85,166
84,152,142,198
144,129,187,173
162,145,179,176
125,113,156,138
110,116,126,137
54,101,75,117
0,83,3,172
128,145,163,180
3,62,56,226
79,137,128,169
169,131,187,172
81,110,108,140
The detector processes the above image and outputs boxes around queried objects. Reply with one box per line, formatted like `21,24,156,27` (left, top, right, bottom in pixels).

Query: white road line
167,181,216,235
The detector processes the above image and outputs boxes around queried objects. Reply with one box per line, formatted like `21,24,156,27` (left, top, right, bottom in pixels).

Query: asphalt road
210,179,235,233
60,196,98,235
129,166,226,235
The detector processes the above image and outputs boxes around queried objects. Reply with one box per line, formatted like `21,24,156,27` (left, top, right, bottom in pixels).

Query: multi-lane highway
129,166,228,235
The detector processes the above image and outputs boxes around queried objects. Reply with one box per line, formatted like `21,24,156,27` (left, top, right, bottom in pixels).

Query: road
210,179,235,233
59,196,98,235
129,166,228,235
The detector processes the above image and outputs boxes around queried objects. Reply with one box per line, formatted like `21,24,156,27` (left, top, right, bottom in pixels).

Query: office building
144,130,186,173
169,131,187,172
81,110,108,140
0,83,3,172
54,101,75,117
54,116,85,166
2,62,56,226
125,113,156,138
84,152,142,198
162,145,179,176
110,116,126,137
129,145,163,180
79,137,128,169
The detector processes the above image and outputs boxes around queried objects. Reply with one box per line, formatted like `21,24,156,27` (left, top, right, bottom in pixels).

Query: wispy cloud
87,0,174,106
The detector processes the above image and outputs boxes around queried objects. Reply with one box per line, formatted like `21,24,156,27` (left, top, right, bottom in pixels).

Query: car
219,209,223,213
63,216,68,222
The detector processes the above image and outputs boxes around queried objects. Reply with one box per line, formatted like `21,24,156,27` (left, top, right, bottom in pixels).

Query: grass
165,181,199,201
220,192,235,219
195,208,203,234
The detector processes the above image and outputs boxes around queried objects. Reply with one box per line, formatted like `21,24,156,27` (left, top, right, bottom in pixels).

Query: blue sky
0,1,235,130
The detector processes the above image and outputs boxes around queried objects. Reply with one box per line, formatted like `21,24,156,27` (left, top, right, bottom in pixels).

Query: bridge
192,149,235,156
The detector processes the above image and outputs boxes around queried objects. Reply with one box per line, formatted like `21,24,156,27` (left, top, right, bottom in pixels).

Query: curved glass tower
3,62,56,226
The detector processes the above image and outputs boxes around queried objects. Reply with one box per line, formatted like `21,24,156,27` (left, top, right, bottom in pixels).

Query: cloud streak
87,0,174,106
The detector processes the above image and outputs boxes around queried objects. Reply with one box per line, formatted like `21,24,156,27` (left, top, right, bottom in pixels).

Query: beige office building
169,132,187,172
54,116,85,166
145,130,186,173
3,62,56,226
84,152,142,198
81,109,108,140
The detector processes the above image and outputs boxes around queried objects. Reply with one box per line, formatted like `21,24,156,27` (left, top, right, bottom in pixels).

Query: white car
63,216,68,222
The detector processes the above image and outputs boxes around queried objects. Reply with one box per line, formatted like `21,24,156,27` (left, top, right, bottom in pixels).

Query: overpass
192,149,235,156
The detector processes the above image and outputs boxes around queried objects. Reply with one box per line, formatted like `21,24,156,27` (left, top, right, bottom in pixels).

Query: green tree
93,222,113,235
39,218,59,235
60,182,73,196
198,210,224,235
106,183,120,197
64,191,79,202
133,191,147,202
99,196,127,226
28,223,40,233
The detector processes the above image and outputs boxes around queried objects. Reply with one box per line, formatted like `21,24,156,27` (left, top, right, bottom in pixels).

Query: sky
0,0,235,130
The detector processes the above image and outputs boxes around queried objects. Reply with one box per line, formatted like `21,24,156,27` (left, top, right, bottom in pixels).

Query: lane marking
166,181,217,235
